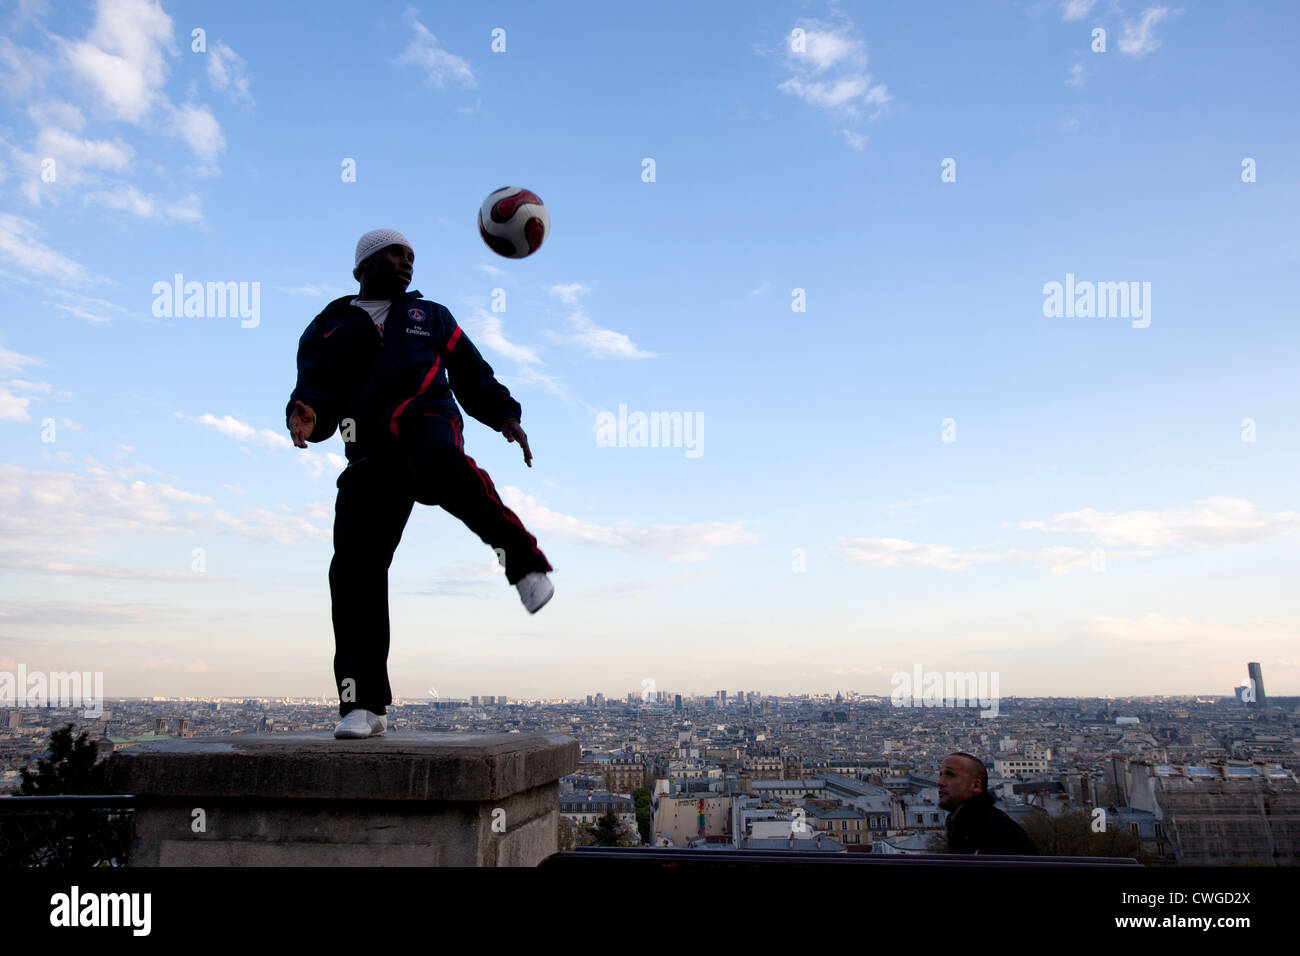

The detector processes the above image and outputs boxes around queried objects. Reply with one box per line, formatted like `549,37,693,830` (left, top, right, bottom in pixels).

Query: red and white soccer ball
478,186,549,259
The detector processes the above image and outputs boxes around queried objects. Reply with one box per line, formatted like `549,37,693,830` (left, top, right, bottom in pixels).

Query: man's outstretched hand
289,400,316,448
502,420,532,467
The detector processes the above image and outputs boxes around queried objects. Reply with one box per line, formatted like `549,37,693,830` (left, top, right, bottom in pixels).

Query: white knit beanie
353,228,413,280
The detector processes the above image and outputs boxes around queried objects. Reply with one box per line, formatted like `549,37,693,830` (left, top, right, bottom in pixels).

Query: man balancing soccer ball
286,228,554,739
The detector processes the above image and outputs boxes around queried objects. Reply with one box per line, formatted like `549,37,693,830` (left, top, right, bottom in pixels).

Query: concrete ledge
105,731,579,866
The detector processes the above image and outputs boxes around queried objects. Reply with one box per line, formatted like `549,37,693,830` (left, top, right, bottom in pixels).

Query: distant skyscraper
717,690,727,707
674,694,682,711
1247,662,1267,708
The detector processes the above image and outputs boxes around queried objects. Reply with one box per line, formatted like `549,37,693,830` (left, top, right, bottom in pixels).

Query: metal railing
0,795,135,868
541,846,1143,866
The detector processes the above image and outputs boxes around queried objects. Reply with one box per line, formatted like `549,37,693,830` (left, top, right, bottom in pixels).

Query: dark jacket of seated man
945,790,1039,855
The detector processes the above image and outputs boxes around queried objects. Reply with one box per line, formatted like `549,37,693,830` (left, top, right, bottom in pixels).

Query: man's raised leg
404,413,553,587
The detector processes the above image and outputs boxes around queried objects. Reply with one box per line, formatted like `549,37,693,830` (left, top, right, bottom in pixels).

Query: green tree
19,723,110,795
1020,809,1160,865
631,786,652,844
5,723,129,866
591,807,636,847
557,814,576,852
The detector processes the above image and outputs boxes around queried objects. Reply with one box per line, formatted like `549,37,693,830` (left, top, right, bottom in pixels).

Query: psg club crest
408,308,425,322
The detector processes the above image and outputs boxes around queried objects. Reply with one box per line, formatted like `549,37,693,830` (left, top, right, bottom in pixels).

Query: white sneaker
516,571,554,614
334,709,387,739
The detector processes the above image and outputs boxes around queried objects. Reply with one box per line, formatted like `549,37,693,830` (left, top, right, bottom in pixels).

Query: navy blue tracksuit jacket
285,288,520,458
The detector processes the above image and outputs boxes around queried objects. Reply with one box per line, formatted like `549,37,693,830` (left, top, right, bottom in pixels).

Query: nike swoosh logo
324,326,340,338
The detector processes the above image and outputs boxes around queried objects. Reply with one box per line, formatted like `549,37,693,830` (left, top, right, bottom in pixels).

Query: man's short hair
950,752,988,792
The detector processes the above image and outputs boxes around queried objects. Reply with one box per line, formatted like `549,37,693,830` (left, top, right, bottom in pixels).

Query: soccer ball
478,186,549,259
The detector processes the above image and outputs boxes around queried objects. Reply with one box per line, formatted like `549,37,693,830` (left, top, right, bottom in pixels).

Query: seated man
939,752,1038,855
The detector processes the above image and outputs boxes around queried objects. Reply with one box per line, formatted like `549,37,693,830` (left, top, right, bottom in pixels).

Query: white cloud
81,454,176,481
83,183,202,221
300,500,333,520
546,309,655,360
60,0,178,123
2,4,227,208
0,460,334,577
1084,614,1296,654
800,29,859,73
836,537,1093,574
207,40,253,104
497,366,587,411
846,498,1300,576
477,262,507,278
0,386,33,421
501,487,758,561
1014,497,1298,548
0,599,177,630
1061,0,1098,21
27,99,87,132
278,282,349,299
396,13,476,89
5,379,51,394
778,19,891,126
211,507,331,545
38,0,225,173
83,183,153,216
0,554,212,580
163,193,202,221
46,288,129,323
543,284,652,359
409,557,505,597
0,213,96,284
782,74,881,111
1088,613,1194,643
1066,62,1085,88
0,341,45,374
0,461,212,544
183,411,290,450
0,36,53,98
464,306,542,364
836,128,867,151
4,124,134,207
1118,7,1170,57
34,125,132,173
168,101,225,169
549,282,590,305
179,411,346,482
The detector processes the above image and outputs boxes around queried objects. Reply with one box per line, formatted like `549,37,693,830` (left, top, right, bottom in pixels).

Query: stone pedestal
105,731,579,866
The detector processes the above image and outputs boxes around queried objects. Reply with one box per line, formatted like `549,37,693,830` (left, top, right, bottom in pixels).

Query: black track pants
330,412,552,717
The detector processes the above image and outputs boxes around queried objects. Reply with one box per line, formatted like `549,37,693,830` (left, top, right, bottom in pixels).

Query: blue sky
1,0,1297,703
